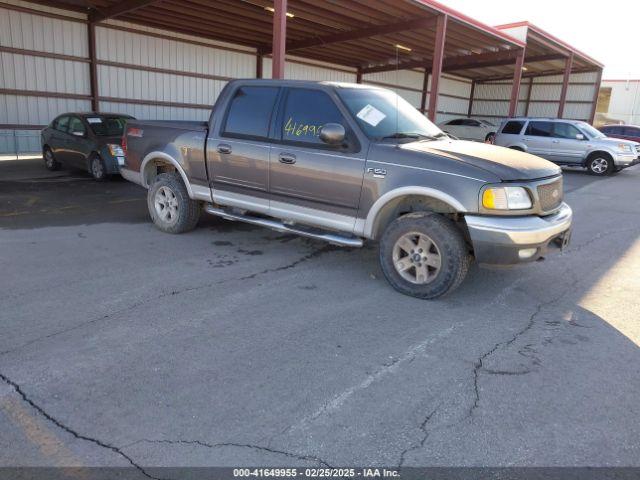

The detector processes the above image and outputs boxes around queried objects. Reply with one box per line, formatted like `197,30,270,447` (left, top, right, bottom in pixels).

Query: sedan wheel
90,156,107,181
43,149,59,171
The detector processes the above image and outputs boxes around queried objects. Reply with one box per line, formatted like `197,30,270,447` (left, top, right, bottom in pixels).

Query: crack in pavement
1,245,336,357
468,269,581,417
397,405,440,468
128,439,333,467
565,226,640,255
0,372,162,480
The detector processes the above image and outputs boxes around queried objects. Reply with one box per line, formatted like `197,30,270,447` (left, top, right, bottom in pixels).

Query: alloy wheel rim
392,232,442,284
154,186,179,224
45,151,53,167
591,158,608,173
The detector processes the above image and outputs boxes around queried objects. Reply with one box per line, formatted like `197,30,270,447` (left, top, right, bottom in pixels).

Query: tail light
121,131,127,155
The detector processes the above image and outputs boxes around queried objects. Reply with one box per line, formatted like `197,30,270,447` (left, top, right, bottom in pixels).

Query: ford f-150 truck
120,79,572,299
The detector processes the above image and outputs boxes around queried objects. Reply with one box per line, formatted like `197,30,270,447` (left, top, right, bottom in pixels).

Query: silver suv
494,118,640,175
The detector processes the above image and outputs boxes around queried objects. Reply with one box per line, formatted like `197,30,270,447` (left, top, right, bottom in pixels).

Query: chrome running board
204,204,363,248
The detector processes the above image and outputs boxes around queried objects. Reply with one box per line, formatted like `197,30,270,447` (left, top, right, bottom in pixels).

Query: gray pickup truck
120,79,572,299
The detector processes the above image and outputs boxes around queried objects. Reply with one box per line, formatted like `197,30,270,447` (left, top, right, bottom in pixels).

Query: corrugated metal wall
473,71,599,125
0,0,91,154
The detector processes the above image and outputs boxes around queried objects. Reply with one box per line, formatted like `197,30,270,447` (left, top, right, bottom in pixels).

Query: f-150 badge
367,167,387,178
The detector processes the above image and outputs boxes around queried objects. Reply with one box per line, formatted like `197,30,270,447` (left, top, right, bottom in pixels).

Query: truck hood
403,139,561,181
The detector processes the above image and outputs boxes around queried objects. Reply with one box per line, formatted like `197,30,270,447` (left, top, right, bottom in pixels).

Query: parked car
120,80,571,299
41,113,134,180
438,118,497,143
599,124,640,143
494,117,640,175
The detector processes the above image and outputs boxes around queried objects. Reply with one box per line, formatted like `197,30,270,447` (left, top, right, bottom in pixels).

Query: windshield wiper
380,132,434,140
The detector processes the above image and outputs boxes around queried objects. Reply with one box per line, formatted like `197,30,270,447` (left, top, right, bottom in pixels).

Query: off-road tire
147,172,200,234
89,155,108,181
379,212,471,299
43,147,60,171
586,152,613,176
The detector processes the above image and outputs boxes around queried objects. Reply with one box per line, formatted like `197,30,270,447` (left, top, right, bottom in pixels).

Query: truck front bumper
465,203,572,265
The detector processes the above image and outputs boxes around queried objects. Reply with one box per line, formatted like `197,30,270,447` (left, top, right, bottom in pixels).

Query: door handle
217,144,232,154
279,153,296,164
552,140,560,143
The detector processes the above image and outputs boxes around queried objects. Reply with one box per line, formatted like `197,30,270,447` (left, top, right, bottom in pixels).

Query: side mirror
319,123,345,145
576,133,585,140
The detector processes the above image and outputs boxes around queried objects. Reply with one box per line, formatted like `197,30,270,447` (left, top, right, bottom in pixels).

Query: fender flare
357,186,467,238
140,151,194,198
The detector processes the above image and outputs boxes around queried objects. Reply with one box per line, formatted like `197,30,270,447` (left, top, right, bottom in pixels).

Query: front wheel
43,148,60,171
147,172,200,234
379,213,471,299
587,154,613,176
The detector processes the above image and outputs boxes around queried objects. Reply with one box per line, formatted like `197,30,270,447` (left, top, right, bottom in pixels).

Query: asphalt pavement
1,158,639,476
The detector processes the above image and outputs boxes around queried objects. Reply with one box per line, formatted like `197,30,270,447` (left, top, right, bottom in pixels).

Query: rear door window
223,86,279,140
447,119,464,126
68,117,86,136
525,121,554,137
279,88,347,146
501,121,524,135
55,116,70,132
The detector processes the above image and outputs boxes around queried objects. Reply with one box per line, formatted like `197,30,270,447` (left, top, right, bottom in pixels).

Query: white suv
494,118,640,175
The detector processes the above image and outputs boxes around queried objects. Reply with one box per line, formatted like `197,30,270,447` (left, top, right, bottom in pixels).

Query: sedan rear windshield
86,116,131,136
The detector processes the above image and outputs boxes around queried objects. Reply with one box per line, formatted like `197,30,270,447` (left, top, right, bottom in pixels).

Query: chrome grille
537,178,563,212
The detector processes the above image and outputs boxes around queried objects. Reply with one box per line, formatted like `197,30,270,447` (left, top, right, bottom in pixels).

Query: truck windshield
336,88,443,141
86,116,131,136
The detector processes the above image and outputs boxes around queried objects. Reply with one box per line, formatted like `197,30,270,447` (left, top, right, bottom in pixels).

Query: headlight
482,186,532,210
617,143,632,153
108,144,124,156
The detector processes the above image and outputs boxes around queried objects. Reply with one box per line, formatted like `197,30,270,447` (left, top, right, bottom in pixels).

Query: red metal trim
589,68,603,124
601,79,640,82
0,89,91,100
508,48,525,117
271,0,287,79
98,96,211,109
97,60,235,82
0,46,89,63
557,53,574,118
0,1,86,23
414,0,525,47
496,21,603,68
427,14,447,121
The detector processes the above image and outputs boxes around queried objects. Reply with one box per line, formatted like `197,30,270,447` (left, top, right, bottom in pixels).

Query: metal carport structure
0,0,602,154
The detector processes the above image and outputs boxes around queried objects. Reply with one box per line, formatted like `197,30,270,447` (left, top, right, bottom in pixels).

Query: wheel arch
359,187,466,240
140,151,193,198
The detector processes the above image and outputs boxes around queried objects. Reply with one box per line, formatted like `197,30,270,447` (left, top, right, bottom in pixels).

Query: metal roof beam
90,0,161,23
263,16,438,55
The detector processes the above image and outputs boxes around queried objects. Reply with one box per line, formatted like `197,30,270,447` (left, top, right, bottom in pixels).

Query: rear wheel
147,172,200,234
586,153,613,176
379,213,470,299
43,147,60,171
